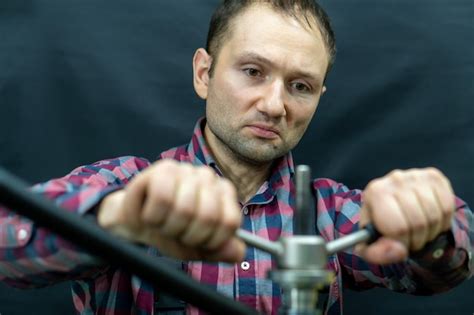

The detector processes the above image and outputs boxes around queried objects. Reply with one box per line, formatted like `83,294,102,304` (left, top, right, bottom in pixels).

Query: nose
256,80,286,118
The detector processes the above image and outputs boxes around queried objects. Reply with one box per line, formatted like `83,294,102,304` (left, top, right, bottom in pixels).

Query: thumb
355,237,408,265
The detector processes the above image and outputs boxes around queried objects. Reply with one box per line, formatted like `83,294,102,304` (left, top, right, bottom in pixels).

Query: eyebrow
237,51,322,83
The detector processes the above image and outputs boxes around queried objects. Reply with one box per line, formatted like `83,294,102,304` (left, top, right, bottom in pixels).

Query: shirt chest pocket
0,216,33,248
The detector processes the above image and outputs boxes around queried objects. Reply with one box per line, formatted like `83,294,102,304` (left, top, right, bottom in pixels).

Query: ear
193,48,212,100
321,86,327,95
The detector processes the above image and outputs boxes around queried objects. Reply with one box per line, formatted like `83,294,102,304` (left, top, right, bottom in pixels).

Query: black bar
364,223,382,244
0,167,258,315
294,165,314,235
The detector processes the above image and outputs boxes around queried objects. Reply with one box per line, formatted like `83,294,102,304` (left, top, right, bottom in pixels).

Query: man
0,1,472,314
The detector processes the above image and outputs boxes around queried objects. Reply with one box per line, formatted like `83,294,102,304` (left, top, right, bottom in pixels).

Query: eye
243,68,262,77
291,82,311,93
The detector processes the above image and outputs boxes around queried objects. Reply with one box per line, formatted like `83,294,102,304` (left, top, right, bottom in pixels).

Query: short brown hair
206,0,336,76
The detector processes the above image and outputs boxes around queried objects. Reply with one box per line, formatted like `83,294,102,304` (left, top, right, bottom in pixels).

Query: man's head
193,1,334,165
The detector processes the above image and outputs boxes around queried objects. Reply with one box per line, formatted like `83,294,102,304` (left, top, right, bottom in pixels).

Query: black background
0,0,473,314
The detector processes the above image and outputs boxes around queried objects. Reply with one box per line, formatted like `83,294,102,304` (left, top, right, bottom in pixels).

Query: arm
321,169,473,294
0,156,150,288
96,159,244,263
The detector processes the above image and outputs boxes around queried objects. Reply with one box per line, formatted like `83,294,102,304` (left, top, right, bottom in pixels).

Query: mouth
246,124,280,140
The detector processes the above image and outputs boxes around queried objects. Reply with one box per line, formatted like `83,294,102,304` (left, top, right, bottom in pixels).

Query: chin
241,147,289,164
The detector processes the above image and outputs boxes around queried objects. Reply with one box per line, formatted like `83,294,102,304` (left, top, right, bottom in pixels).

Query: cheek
217,69,261,108
287,102,317,127
214,88,255,117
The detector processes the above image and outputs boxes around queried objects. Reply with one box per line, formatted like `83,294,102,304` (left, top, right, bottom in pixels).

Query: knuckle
424,167,443,179
178,162,194,175
365,179,385,195
424,168,449,186
388,169,406,184
155,159,178,172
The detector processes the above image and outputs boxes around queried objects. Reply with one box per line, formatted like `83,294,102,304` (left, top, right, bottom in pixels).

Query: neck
204,126,273,204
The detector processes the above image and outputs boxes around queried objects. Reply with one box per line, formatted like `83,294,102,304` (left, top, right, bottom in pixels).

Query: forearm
0,216,106,288
0,188,116,288
406,198,473,294
0,156,150,288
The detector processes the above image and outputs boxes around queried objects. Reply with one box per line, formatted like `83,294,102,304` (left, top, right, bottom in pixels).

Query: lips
246,124,280,139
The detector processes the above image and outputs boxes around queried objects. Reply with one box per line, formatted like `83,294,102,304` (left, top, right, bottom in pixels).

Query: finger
122,171,151,227
158,165,199,237
413,185,443,242
394,191,429,251
204,179,242,250
160,177,199,237
357,187,410,263
97,190,127,227
178,167,219,245
355,237,408,265
179,171,219,246
428,169,456,231
363,182,410,247
140,162,181,226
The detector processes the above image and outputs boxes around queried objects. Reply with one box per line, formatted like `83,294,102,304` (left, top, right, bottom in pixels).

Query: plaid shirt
0,119,473,315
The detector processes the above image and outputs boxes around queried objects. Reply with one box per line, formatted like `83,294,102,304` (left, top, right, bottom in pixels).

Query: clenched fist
97,159,245,263
356,167,456,265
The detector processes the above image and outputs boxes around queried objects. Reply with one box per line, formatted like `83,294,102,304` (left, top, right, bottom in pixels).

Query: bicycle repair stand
237,165,379,315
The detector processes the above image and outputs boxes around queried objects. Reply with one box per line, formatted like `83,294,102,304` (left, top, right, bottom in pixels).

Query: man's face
198,4,329,165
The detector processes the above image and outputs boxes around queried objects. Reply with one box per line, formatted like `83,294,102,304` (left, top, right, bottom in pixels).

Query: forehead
220,4,329,79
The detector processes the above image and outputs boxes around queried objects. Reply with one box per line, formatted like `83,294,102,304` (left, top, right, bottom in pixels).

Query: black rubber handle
364,223,382,244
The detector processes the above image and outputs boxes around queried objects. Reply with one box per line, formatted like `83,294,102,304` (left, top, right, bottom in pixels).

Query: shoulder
71,156,151,175
313,178,361,200
158,144,191,162
61,156,152,185
312,178,362,214
313,178,363,235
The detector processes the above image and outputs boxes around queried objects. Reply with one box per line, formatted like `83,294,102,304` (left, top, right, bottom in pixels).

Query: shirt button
432,248,444,259
18,229,28,241
242,207,249,215
241,261,250,271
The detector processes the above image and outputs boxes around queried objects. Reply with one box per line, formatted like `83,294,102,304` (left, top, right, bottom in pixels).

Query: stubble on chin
210,122,290,164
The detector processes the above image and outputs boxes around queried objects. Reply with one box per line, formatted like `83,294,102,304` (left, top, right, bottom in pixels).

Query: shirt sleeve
314,178,473,294
0,156,151,288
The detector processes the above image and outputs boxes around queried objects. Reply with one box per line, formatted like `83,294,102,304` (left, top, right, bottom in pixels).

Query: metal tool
237,165,379,315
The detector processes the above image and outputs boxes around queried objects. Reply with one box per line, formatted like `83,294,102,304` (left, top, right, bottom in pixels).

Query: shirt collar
186,117,220,171
186,117,295,200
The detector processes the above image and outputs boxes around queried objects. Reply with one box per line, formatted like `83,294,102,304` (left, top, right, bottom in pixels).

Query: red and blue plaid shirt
0,119,473,314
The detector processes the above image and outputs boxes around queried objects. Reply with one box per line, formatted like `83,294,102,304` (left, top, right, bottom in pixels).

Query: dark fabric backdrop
0,0,472,314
